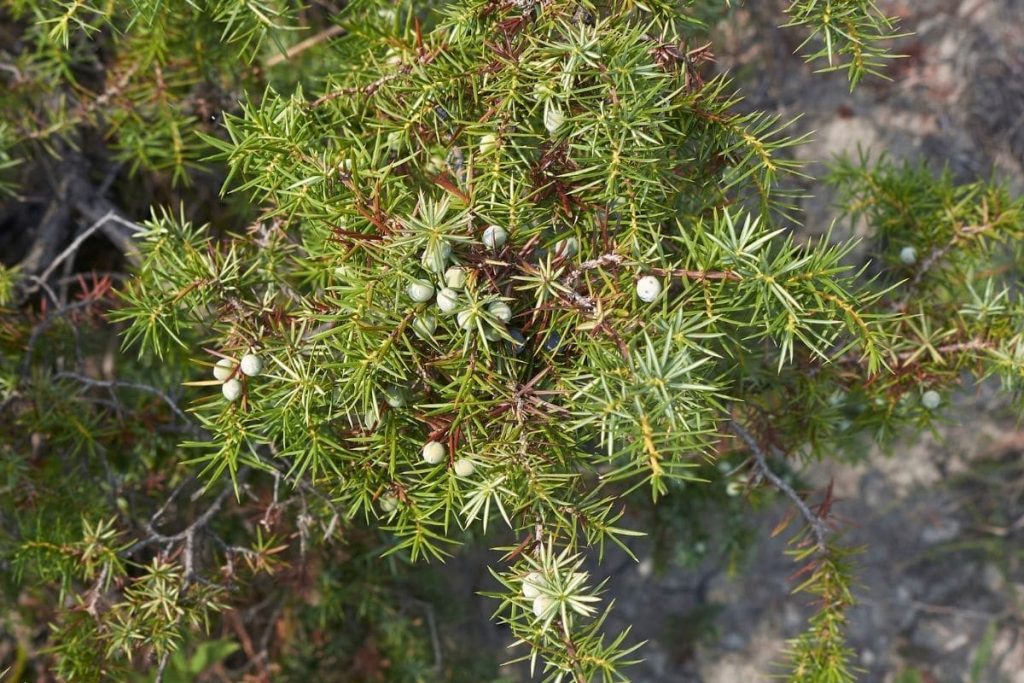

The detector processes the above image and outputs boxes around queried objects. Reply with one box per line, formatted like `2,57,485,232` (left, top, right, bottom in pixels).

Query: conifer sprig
784,0,902,86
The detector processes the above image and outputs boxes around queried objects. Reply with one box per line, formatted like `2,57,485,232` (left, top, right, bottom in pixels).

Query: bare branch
53,372,197,430
154,651,169,683
126,469,250,559
35,210,142,288
264,25,345,68
729,419,829,552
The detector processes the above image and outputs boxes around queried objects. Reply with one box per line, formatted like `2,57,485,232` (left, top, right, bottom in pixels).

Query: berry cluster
212,352,263,402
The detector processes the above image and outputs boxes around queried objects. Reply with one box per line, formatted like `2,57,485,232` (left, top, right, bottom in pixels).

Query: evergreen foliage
1,0,1021,681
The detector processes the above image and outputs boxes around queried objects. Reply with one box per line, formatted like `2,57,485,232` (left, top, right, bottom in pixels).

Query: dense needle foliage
0,0,1021,681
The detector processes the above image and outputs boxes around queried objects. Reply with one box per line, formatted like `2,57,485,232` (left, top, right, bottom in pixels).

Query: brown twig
563,253,741,287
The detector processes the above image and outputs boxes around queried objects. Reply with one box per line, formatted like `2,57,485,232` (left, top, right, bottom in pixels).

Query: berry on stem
899,246,917,265
222,379,243,402
444,266,467,290
240,353,263,377
479,133,498,155
453,458,475,477
213,358,236,381
379,493,398,513
482,225,507,250
457,309,476,331
407,279,435,303
488,301,513,323
422,440,446,465
422,241,452,273
522,572,546,599
436,287,459,314
636,275,662,303
544,105,565,134
532,595,554,619
412,314,437,338
384,385,408,408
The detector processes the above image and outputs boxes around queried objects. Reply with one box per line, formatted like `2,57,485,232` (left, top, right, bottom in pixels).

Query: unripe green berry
421,241,452,273
922,390,941,410
412,314,437,338
422,440,446,465
379,493,398,513
436,287,459,314
636,275,662,303
544,105,565,134
213,358,236,381
482,225,507,250
384,385,408,408
425,154,445,175
444,266,467,289
488,301,513,323
407,279,435,303
532,594,554,618
240,353,263,377
222,379,243,402
899,246,917,265
457,309,475,330
533,81,556,100
522,571,545,599
479,133,498,155
453,458,476,477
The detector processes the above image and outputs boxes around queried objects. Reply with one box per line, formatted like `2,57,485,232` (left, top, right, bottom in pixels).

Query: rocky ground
442,2,1024,682
681,3,1024,680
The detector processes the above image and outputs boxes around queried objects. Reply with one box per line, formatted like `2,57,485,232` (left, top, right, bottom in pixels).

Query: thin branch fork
729,420,829,552
126,467,251,576
53,372,197,430
264,25,346,68
15,160,143,300
137,484,235,548
24,210,142,298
